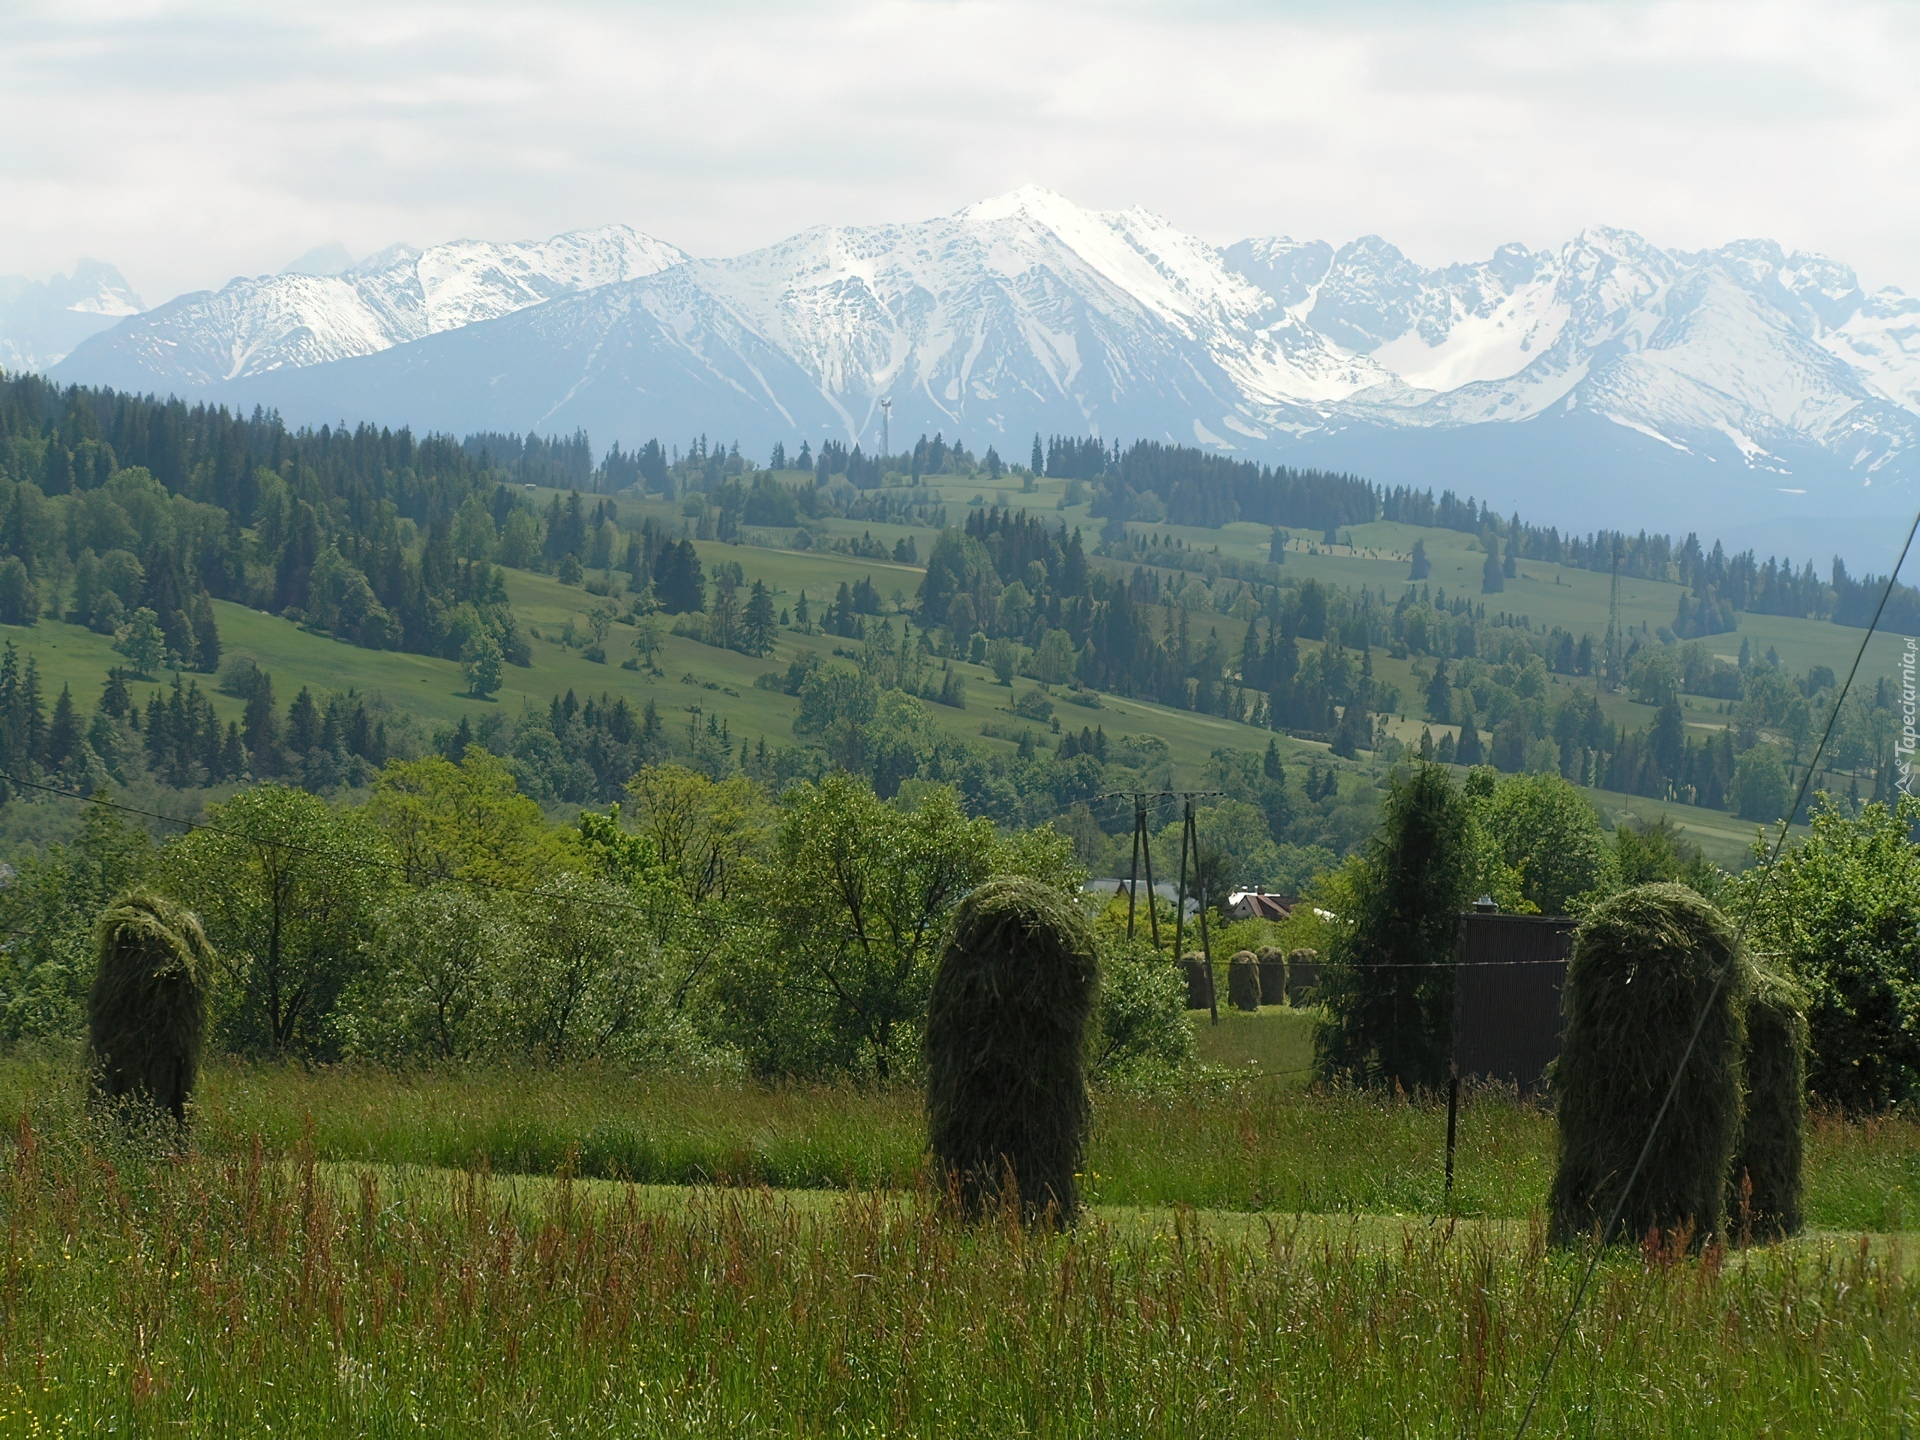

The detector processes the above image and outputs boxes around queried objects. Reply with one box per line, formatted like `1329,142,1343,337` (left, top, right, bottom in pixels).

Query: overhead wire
1510,503,1920,1439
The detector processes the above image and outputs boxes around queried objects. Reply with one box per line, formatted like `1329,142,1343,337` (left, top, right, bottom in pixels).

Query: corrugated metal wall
1451,915,1576,1094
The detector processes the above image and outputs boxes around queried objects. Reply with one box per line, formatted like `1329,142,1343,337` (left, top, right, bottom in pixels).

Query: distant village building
1224,888,1295,923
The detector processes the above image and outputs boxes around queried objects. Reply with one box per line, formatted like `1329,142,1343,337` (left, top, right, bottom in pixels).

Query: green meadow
0,1035,1915,1437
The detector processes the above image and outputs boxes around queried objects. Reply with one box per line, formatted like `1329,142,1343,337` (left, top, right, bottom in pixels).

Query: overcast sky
6,0,1918,303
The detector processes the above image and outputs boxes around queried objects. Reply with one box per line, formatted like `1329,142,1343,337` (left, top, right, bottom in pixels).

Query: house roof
1226,891,1294,920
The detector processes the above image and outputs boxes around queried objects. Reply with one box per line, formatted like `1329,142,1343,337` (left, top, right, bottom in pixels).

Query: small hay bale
1287,948,1322,1006
1256,946,1288,1008
1228,950,1262,1011
926,877,1098,1222
87,892,214,1123
1731,962,1808,1241
1550,882,1749,1248
1180,952,1214,1010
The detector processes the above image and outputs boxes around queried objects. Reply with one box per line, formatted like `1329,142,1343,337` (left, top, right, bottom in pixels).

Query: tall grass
2,1055,1912,1228
0,1115,1914,1436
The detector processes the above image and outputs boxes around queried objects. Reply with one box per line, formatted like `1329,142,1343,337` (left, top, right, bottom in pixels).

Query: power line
1511,503,1920,1439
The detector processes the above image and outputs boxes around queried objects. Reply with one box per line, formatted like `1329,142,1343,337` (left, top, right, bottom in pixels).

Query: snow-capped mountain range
47,226,686,389
25,189,1920,559
0,260,144,374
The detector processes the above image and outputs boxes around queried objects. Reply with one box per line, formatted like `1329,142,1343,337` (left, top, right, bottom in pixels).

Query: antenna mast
879,397,892,461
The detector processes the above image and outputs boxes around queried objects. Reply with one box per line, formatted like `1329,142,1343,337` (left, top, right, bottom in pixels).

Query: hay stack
1180,952,1214,1010
1287,949,1322,1006
1228,950,1262,1011
1256,946,1288,1008
1550,883,1749,1248
87,893,214,1123
926,877,1098,1222
1731,962,1808,1240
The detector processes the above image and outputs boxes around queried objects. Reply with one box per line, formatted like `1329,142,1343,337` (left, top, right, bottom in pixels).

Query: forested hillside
0,373,1909,884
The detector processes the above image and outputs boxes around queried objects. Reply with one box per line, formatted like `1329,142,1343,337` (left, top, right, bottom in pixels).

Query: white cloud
5,0,1919,302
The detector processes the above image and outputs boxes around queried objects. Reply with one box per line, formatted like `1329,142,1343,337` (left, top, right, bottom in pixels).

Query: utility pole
1124,794,1160,950
1170,791,1224,1025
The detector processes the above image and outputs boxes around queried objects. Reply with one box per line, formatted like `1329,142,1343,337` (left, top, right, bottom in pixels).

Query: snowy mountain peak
283,242,356,278
963,183,1077,225
55,224,688,390
0,260,145,372
61,259,144,317
348,243,422,277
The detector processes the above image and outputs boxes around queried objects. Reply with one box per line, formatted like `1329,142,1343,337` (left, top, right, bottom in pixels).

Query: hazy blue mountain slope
0,260,144,373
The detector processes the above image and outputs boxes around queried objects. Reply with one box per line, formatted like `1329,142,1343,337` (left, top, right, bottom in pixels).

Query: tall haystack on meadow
1288,948,1321,1005
1228,950,1261,1010
1550,883,1749,1247
1256,946,1287,1007
1732,962,1809,1240
926,877,1098,1221
87,893,214,1123
1180,952,1213,1010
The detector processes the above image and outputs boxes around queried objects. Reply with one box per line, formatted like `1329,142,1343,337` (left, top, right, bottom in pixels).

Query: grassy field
0,1051,1917,1435
5,1039,1912,1230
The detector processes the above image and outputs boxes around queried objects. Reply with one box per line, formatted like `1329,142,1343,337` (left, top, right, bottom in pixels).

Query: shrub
1550,883,1749,1247
1256,946,1288,1008
1733,745,1790,822
1730,796,1920,1111
1228,951,1261,1011
1012,689,1053,722
1731,963,1808,1240
0,555,40,626
927,877,1098,1221
1473,771,1612,915
87,893,214,1122
338,887,524,1064
1088,934,1194,1078
747,776,998,1080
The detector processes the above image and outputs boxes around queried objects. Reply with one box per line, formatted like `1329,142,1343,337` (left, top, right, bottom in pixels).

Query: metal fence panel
1451,914,1576,1094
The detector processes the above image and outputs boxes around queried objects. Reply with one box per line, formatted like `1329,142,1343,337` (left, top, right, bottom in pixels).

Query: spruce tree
189,591,221,672
1456,704,1483,766
1330,699,1368,759
100,668,131,720
45,684,79,772
1425,658,1452,723
742,580,776,656
286,687,321,754
1315,764,1476,1090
